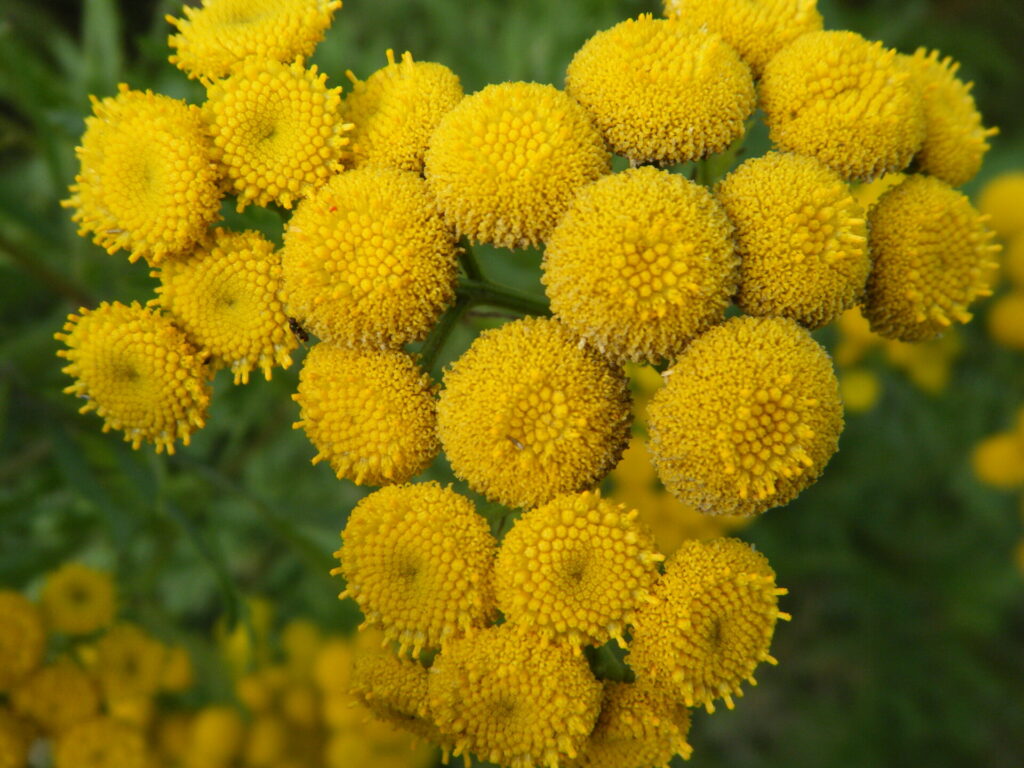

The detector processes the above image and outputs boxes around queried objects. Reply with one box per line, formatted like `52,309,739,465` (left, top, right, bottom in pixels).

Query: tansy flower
566,15,755,166
863,175,999,341
281,619,322,679
978,172,1024,239
424,81,609,249
1003,233,1024,289
55,302,211,454
627,538,790,712
189,706,245,767
282,167,457,347
202,58,351,210
839,368,882,413
63,84,221,265
972,432,1024,490
334,482,497,655
647,316,843,517
662,0,822,77
244,715,289,767
428,624,602,768
54,716,150,768
437,317,632,510
40,562,117,636
903,48,996,187
0,592,45,692
93,624,166,703
715,152,870,328
349,651,445,746
543,166,738,364
760,31,925,181
160,646,193,693
293,344,439,486
11,658,100,734
166,0,342,80
344,49,464,173
0,709,32,768
155,228,295,384
988,292,1024,350
494,490,663,650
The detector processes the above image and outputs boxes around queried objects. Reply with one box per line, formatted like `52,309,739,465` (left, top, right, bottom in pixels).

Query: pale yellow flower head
988,291,1024,350
0,592,45,692
11,658,100,734
94,623,166,702
349,651,444,745
41,562,117,636
972,432,1024,490
978,172,1024,239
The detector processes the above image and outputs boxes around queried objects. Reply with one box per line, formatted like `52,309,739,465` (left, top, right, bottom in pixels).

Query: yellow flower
978,172,1024,239
833,307,881,367
648,316,843,516
437,317,632,509
972,432,1024,490
543,166,738,364
281,619,322,680
188,706,244,766
662,0,822,77
54,716,150,768
987,291,1024,350
883,331,961,395
627,538,789,712
349,650,443,745
55,301,211,454
425,81,609,249
244,715,288,767
839,368,881,413
282,167,457,347
903,49,996,187
850,173,906,213
0,591,45,692
716,152,870,328
293,344,439,486
333,482,497,655
160,646,194,693
93,624,166,702
0,709,33,768
202,58,351,210
166,0,342,80
62,84,221,265
312,638,352,694
495,490,663,649
566,15,754,166
11,658,99,734
760,31,925,181
863,175,999,341
428,624,602,768
40,562,117,636
344,49,464,173
1003,233,1024,289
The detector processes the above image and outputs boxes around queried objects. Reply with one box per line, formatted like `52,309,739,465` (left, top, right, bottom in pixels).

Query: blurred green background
1,0,1022,766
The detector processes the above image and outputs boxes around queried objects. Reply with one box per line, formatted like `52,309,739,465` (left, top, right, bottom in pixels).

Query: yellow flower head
425,81,609,249
160,646,193,693
293,344,439,486
988,291,1024,350
155,228,295,385
349,651,443,745
54,717,150,768
93,623,166,702
543,166,738,364
313,638,353,695
428,624,602,768
55,301,211,454
1004,233,1024,289
189,706,244,766
0,709,32,768
978,172,1024,239
572,681,692,768
167,0,342,80
495,490,663,649
627,538,789,712
662,0,822,77
648,316,843,516
715,151,870,328
760,31,925,181
282,167,457,347
202,58,350,210
244,715,288,767
63,84,221,265
437,317,632,509
863,175,999,341
11,658,99,734
903,49,996,187
839,368,882,413
0,592,44,692
972,432,1024,490
566,15,755,166
40,562,117,636
334,482,497,655
344,49,464,173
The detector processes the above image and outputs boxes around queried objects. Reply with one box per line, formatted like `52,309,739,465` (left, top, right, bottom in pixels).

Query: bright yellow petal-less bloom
55,302,211,455
40,562,116,636
566,15,754,167
716,151,870,328
11,658,100,734
978,172,1024,239
0,592,45,692
972,432,1024,490
188,706,245,767
839,368,882,413
349,651,446,746
543,166,738,364
54,716,150,768
425,81,609,249
93,624,167,704
63,84,221,265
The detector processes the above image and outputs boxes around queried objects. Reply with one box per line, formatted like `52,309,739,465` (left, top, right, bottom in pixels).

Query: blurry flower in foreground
978,172,1024,239
0,592,45,692
11,658,100,734
972,432,1024,490
41,562,117,636
839,368,882,413
54,716,150,768
188,706,245,767
0,709,32,768
987,291,1024,350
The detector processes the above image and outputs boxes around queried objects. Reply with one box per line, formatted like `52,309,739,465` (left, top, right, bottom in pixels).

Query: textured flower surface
715,152,870,328
425,81,609,249
0,592,44,692
94,624,166,702
495,490,663,649
543,166,738,364
978,172,1024,239
437,317,631,509
40,562,117,636
627,538,789,712
566,15,754,166
283,167,457,347
155,228,295,384
167,0,342,80
863,175,999,341
345,50,464,172
760,31,925,181
334,482,497,655
648,316,843,516
62,84,221,265
54,716,149,768
350,651,446,745
293,344,439,486
203,58,350,210
428,624,602,768
11,658,100,734
55,302,211,454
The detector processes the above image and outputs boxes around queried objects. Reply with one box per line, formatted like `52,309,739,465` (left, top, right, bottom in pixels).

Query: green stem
456,278,550,317
457,240,484,282
418,296,470,374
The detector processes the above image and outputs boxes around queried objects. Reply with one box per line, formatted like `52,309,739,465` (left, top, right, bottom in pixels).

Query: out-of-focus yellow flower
0,592,45,692
54,716,150,768
281,619,322,680
884,329,961,395
987,291,1024,350
94,624,166,703
839,368,881,413
349,651,442,745
833,307,880,367
40,562,117,636
245,715,289,767
972,432,1024,490
1003,232,1024,289
188,706,244,767
978,172,1024,239
11,657,99,734
0,709,33,768
160,645,193,693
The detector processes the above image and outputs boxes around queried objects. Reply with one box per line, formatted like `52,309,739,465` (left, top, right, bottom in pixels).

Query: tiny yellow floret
0,591,45,692
41,562,117,636
978,172,1024,239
